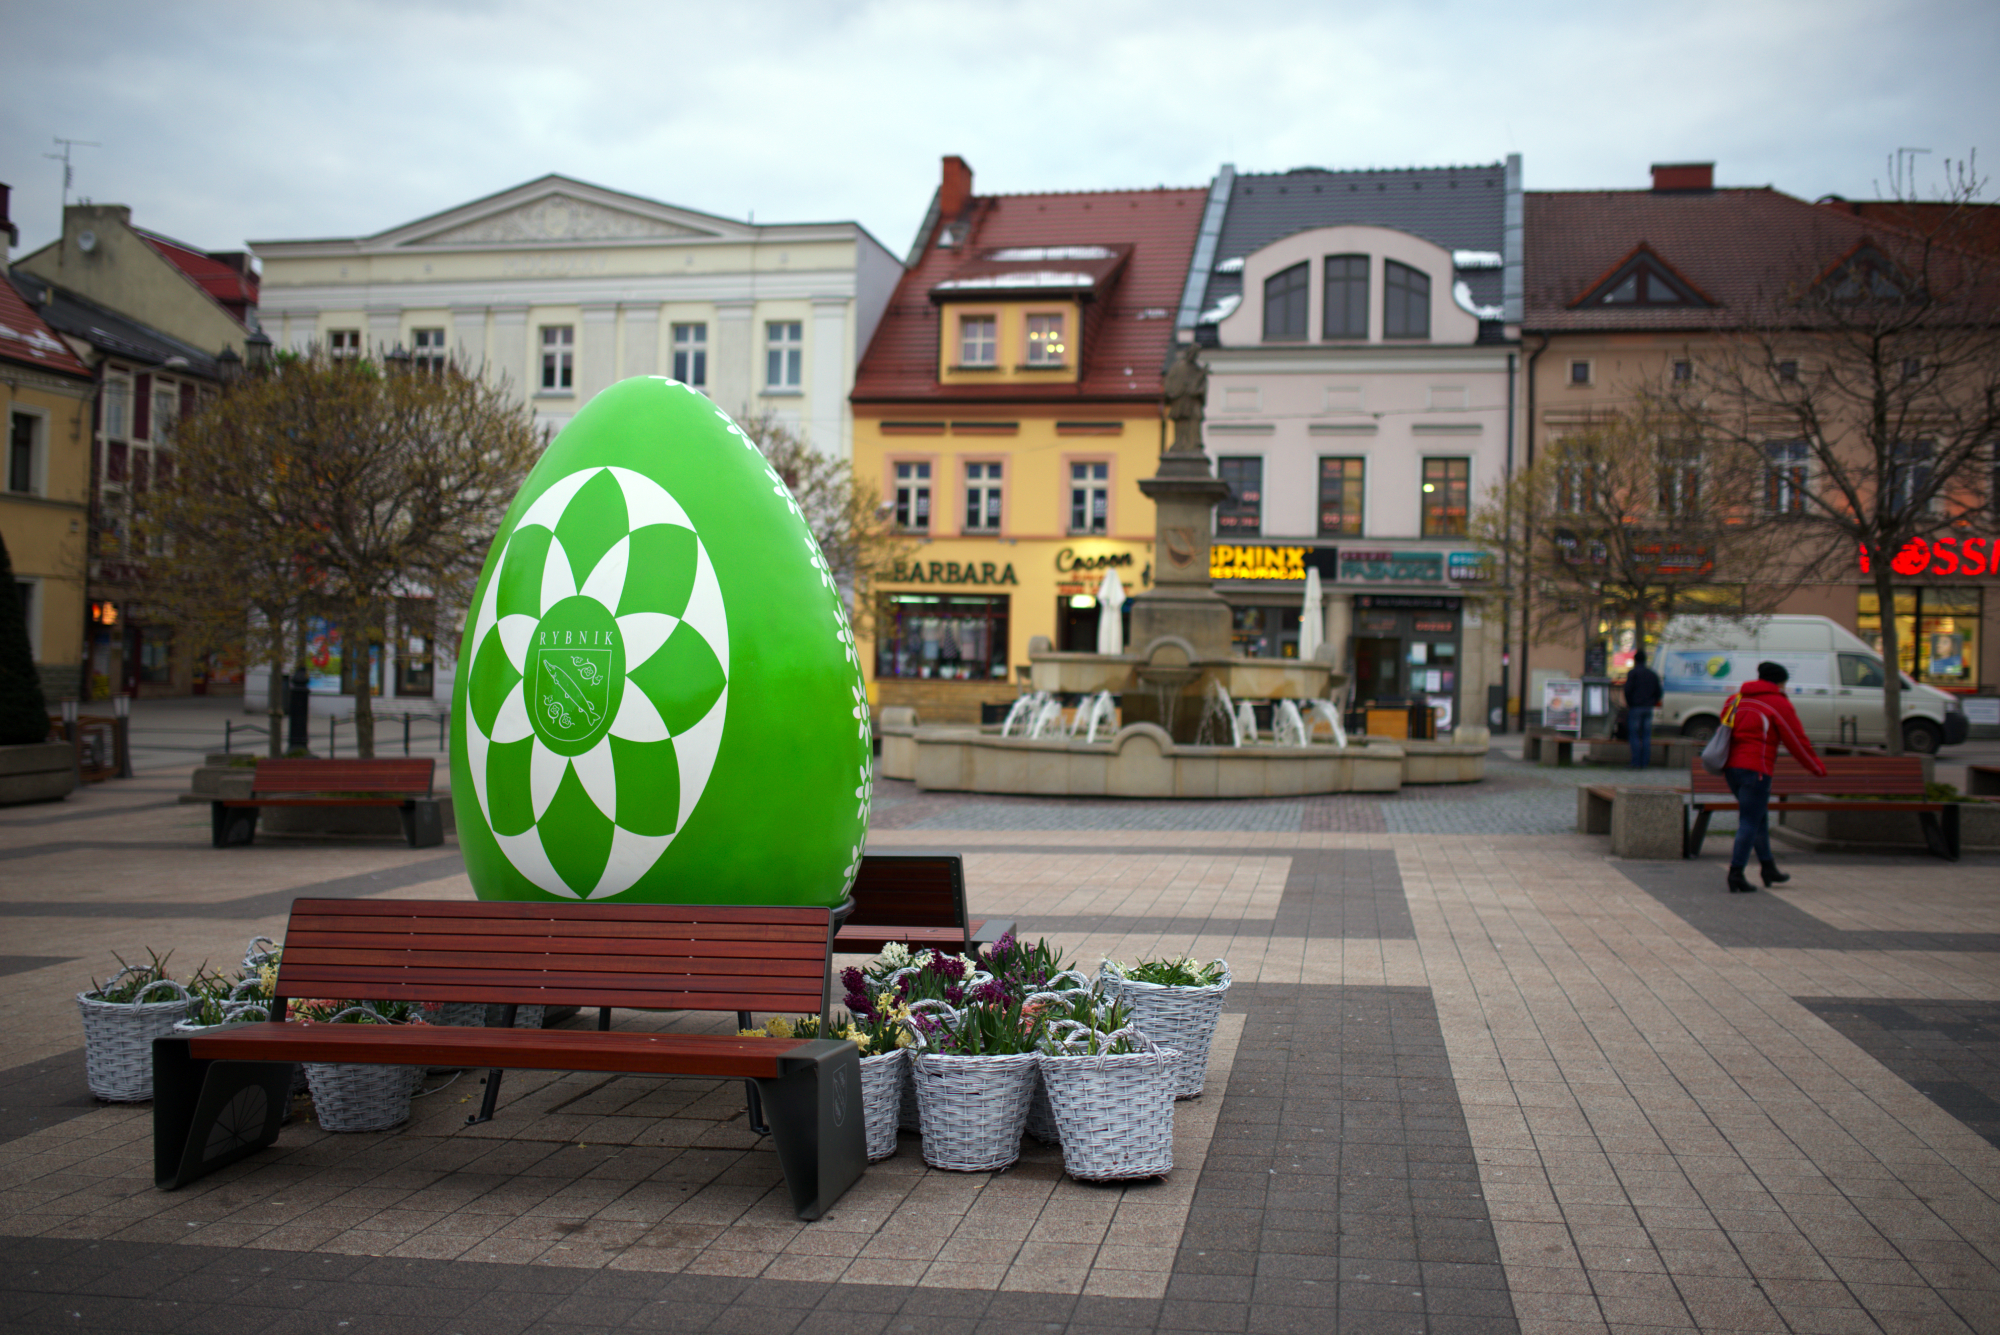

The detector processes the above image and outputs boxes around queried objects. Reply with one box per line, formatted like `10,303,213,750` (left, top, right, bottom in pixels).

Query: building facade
850,158,1206,722
250,175,901,455
0,274,95,701
1521,163,2000,722
1182,160,1523,733
11,204,257,698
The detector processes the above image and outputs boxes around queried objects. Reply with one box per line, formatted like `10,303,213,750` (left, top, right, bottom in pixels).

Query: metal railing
225,712,450,757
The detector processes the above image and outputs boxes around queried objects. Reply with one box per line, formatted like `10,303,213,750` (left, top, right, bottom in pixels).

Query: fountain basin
911,723,1405,798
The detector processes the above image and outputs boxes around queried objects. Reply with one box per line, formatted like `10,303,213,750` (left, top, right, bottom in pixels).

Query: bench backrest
255,757,434,797
1688,755,1927,797
272,897,837,1018
845,855,967,933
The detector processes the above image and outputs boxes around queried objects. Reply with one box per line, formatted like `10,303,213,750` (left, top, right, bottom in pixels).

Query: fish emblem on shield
534,644,611,743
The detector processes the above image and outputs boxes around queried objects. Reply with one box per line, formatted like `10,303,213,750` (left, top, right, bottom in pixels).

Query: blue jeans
1627,706,1655,769
1726,767,1774,869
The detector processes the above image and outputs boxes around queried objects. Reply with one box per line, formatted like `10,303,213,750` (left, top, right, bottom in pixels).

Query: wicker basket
1096,960,1231,1098
300,1006,418,1132
1024,1069,1061,1144
76,975,191,1101
435,1002,546,1029
905,1000,1039,1172
1037,1028,1179,1181
859,1047,907,1161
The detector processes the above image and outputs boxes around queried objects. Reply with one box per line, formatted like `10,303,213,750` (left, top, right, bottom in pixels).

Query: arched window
1263,262,1308,341
1323,255,1369,339
1384,261,1430,339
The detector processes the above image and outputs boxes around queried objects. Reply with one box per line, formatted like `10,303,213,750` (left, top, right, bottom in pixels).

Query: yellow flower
763,1016,795,1039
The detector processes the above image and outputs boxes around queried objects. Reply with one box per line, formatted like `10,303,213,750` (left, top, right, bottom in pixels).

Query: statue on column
1162,343,1207,456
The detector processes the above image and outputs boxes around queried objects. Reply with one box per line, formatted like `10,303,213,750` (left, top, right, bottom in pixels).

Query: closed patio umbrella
1299,567,1325,659
1096,568,1126,655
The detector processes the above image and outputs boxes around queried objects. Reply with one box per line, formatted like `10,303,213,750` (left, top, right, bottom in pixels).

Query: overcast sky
4,0,1994,266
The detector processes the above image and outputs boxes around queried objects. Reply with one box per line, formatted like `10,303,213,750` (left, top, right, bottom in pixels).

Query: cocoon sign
452,377,870,905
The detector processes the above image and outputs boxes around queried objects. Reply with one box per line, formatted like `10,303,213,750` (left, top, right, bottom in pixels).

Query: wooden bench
833,854,1013,956
1684,756,1960,861
212,757,443,848
151,897,865,1220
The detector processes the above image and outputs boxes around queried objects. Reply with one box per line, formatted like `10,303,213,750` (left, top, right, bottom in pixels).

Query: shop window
1857,586,1980,687
894,461,931,531
1322,255,1368,339
1420,457,1470,536
138,628,174,686
964,461,1002,532
1263,262,1308,341
1318,457,1364,535
1230,604,1300,659
1070,461,1109,533
1216,457,1262,535
875,593,1009,680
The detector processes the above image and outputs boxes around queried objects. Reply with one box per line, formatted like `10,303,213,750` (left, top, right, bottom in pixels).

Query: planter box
0,740,76,806
1776,803,1999,852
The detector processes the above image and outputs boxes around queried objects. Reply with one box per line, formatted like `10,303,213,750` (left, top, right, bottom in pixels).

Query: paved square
3,735,1998,1333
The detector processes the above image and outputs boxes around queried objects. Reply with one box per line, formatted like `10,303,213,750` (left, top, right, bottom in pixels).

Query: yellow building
849,159,1205,722
0,278,95,701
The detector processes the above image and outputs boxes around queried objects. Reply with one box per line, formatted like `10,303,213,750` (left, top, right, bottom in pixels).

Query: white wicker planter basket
1037,1030,1179,1181
304,1061,418,1132
911,1050,1039,1172
435,1002,546,1029
1096,960,1231,1098
1024,1069,1061,1145
76,976,190,1102
859,1047,907,1162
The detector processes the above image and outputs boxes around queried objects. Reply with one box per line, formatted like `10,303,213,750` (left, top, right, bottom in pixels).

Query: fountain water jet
1274,699,1309,747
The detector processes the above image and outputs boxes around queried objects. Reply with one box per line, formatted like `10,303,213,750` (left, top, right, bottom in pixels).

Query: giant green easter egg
451,377,870,904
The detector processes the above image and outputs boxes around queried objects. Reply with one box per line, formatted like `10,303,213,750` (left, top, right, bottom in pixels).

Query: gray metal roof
7,271,223,379
1193,164,1509,320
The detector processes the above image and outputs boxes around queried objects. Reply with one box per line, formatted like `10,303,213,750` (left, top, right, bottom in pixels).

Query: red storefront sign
1857,537,1996,577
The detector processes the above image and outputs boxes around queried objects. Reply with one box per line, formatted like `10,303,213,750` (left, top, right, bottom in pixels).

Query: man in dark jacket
1623,650,1664,769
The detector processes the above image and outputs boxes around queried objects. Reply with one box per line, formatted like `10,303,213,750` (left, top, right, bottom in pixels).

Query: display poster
304,617,344,694
1544,678,1584,733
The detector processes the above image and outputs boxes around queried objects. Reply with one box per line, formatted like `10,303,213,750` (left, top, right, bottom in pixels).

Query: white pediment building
251,175,903,454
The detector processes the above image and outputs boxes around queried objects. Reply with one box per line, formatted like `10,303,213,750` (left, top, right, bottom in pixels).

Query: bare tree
1473,404,1822,670
138,350,541,756
1666,154,2000,752
735,410,913,640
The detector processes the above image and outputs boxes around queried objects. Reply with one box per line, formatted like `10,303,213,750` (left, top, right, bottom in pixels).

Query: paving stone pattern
1801,999,2000,1150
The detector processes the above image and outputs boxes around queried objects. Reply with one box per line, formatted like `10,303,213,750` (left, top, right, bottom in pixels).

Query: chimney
940,156,974,219
0,183,16,251
1651,162,1714,192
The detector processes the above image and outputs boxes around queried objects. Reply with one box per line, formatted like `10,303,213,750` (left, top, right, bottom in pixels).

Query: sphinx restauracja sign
1857,536,1998,577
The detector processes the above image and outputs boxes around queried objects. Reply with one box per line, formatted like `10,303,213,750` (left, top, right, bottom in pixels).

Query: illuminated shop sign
1055,547,1137,573
1212,543,1307,581
886,558,1019,586
1447,551,1495,582
1341,549,1443,583
1857,536,1997,577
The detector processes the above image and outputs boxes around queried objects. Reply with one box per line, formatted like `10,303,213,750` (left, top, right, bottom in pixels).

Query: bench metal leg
752,1040,867,1221
153,1037,292,1190
737,1011,771,1136
400,800,444,848
211,803,259,848
1920,807,1961,861
1685,808,1713,860
468,1003,519,1126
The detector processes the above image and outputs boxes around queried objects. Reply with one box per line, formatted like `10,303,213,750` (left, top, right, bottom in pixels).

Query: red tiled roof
852,186,1206,404
0,279,92,378
1525,187,1878,332
139,229,259,323
1818,198,2000,257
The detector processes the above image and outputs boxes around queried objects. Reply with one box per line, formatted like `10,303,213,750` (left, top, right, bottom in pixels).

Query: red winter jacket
1722,680,1827,777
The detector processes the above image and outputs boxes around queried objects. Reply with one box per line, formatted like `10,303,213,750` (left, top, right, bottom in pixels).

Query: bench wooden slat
185,1023,810,1078
284,916,829,944
252,759,435,797
278,963,826,995
283,934,832,962
289,898,833,925
282,948,827,977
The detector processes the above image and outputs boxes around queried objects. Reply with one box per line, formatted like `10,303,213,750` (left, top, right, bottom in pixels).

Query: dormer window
1025,314,1066,366
1574,247,1710,308
959,315,997,367
1384,261,1430,339
1264,262,1308,341
1323,255,1368,339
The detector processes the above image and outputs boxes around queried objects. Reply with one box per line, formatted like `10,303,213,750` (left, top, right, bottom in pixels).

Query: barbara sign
1857,537,1997,577
887,558,1019,586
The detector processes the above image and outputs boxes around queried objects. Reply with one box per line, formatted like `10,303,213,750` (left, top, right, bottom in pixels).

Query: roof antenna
46,136,102,214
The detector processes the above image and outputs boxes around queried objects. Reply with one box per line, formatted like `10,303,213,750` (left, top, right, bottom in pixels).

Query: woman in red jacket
1720,661,1828,893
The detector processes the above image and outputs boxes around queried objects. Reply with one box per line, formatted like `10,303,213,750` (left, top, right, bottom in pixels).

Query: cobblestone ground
4,739,1994,1335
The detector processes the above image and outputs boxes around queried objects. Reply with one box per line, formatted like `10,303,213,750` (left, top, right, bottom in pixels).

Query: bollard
113,693,133,778
62,699,81,784
403,713,412,756
224,719,234,755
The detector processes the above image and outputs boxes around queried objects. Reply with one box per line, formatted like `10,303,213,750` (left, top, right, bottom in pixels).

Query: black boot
1727,867,1757,893
1760,862,1791,887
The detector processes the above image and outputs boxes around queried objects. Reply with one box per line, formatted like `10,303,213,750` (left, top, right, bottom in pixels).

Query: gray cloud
3,0,1993,261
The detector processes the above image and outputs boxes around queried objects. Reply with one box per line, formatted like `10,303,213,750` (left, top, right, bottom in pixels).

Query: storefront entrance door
1354,637,1403,705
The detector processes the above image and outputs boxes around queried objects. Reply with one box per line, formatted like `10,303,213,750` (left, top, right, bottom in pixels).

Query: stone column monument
1129,342,1233,658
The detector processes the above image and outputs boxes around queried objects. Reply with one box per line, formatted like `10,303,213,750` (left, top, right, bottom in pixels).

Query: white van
1650,614,1968,754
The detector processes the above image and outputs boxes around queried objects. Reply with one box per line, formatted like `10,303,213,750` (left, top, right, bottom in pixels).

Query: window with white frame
894,461,931,531
1764,440,1810,515
766,321,803,389
102,378,130,440
412,327,447,373
959,315,997,367
1657,438,1702,517
1890,439,1934,512
151,387,176,445
9,411,40,495
1025,313,1066,366
964,461,1002,531
1070,461,1109,533
540,325,574,391
329,329,361,360
671,323,708,388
